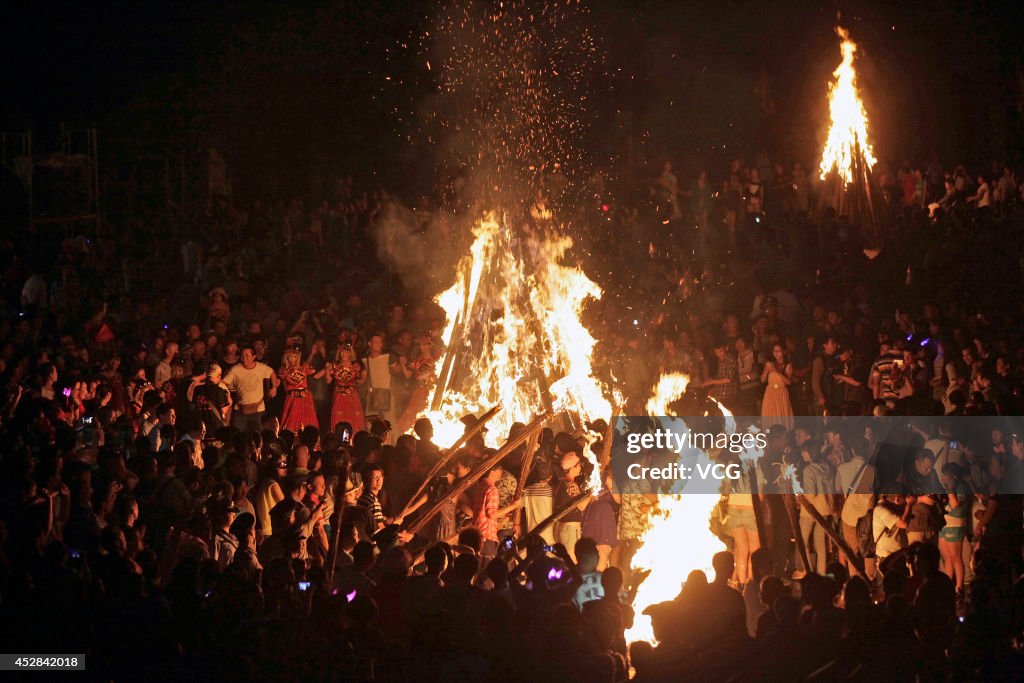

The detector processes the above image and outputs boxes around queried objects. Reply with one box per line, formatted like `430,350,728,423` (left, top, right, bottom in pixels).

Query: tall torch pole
326,461,350,587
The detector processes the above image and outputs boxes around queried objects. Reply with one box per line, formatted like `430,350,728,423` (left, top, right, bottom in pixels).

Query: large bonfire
817,26,885,245
411,1,609,450
400,0,739,648
819,26,876,183
423,212,611,449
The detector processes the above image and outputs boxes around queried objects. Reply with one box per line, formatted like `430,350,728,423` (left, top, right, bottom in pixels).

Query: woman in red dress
278,349,319,432
396,335,438,436
327,344,366,433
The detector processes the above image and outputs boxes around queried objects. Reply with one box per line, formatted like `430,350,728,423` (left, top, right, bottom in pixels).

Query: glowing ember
818,27,876,184
423,212,611,458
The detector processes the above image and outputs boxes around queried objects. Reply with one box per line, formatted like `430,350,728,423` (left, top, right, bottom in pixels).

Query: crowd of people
1,152,1023,680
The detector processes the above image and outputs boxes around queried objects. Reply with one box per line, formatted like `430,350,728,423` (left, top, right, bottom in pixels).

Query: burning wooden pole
598,411,618,470
851,133,879,249
510,429,542,539
405,412,549,537
396,403,502,520
430,310,464,411
513,430,541,501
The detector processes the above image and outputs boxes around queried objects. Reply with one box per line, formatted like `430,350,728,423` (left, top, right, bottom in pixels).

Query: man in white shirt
224,345,279,432
967,176,991,209
364,333,405,440
873,486,910,561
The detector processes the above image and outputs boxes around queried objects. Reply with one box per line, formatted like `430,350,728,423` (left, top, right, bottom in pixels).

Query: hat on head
229,511,255,539
269,498,299,524
269,498,312,537
461,414,489,433
209,499,239,518
280,524,308,543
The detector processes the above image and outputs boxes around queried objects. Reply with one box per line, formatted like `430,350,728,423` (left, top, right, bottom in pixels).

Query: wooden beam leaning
325,462,350,587
795,493,865,576
405,412,549,537
396,404,503,520
526,487,592,539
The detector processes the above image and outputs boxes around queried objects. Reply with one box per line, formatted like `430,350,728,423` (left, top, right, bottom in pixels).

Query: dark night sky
4,0,1024,197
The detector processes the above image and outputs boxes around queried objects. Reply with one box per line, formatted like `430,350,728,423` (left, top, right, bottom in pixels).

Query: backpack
856,510,876,558
846,457,876,558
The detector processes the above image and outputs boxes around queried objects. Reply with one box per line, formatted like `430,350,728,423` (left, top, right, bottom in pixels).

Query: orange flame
819,27,876,183
424,214,611,468
645,372,690,416
625,393,742,644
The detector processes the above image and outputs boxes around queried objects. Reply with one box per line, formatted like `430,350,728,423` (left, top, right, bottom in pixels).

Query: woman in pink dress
278,349,319,432
396,335,438,436
327,344,366,433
